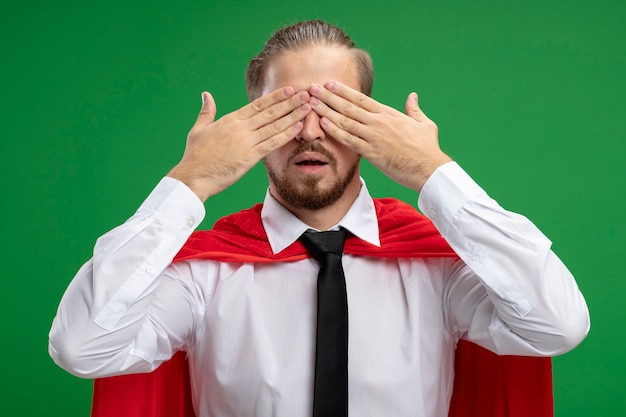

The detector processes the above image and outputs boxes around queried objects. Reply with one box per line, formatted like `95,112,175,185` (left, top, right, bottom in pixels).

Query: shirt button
146,265,154,273
469,254,479,262
428,207,438,219
186,217,195,228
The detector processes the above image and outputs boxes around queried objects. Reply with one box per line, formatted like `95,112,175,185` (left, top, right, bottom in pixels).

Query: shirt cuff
417,162,487,234
138,176,206,232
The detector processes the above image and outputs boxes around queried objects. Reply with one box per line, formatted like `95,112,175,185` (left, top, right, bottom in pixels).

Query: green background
2,0,624,415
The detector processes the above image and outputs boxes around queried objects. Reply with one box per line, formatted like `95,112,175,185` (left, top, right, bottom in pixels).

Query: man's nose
296,111,325,142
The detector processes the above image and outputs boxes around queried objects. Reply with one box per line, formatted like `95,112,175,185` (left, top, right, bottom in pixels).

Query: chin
269,162,359,211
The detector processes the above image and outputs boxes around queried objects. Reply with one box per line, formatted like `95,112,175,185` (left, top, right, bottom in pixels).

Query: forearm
48,177,204,377
420,162,590,355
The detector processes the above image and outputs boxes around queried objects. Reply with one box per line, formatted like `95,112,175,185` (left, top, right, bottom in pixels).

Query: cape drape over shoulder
91,198,553,417
175,197,456,263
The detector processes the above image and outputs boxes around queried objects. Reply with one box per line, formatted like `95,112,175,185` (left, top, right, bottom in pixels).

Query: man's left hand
308,81,452,192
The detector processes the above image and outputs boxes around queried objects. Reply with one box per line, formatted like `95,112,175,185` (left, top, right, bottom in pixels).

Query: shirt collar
261,177,381,254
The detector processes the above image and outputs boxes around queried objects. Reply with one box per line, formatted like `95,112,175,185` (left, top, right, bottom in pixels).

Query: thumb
405,92,426,121
196,91,217,126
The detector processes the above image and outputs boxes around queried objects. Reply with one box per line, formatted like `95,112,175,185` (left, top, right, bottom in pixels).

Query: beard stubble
264,142,359,211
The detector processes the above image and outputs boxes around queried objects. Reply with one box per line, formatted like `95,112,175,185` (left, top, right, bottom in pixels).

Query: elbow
551,291,591,355
553,308,591,355
532,304,591,356
48,324,108,379
49,335,95,379
49,319,155,378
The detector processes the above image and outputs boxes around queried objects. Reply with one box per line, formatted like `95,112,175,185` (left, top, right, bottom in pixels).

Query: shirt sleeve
417,162,590,356
48,177,207,378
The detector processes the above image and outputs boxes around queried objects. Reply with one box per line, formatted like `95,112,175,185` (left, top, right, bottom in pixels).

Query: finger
319,116,368,155
314,81,381,114
253,120,305,157
254,102,311,141
195,92,217,126
307,84,371,126
405,92,428,122
247,90,310,130
238,86,296,120
311,96,369,140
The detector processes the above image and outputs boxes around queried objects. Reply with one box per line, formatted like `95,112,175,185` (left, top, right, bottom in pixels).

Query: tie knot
299,229,348,260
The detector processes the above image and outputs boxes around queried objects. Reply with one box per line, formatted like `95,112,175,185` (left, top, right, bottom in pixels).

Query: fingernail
310,84,322,94
327,81,337,91
201,92,206,105
283,87,294,97
298,91,309,102
310,97,320,107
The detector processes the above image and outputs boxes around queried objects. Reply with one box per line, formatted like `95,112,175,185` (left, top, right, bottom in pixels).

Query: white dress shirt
49,162,589,417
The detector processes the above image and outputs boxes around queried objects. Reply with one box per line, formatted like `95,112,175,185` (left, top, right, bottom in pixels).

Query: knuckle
267,121,281,136
341,100,355,116
251,98,264,112
340,133,362,152
338,130,352,144
259,136,280,154
338,115,357,133
265,136,280,149
427,120,438,131
355,93,368,107
264,105,276,118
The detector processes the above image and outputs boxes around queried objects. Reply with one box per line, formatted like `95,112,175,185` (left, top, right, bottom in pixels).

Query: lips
286,143,337,175
292,152,329,167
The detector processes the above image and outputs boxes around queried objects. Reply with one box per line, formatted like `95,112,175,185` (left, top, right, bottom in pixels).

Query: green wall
2,1,624,415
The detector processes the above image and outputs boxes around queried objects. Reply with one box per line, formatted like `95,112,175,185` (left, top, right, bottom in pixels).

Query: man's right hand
167,87,311,202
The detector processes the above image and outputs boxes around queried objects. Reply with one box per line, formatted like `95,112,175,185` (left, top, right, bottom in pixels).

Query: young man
49,20,589,416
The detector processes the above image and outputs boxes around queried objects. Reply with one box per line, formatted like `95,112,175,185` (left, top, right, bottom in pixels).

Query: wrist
167,165,215,203
412,153,453,192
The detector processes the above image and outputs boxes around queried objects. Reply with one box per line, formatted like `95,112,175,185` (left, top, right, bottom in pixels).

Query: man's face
262,46,362,212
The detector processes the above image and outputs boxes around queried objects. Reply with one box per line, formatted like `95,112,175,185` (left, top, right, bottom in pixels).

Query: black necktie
299,229,349,417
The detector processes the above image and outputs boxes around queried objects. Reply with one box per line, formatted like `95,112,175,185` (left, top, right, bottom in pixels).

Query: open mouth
295,160,328,166
290,148,334,171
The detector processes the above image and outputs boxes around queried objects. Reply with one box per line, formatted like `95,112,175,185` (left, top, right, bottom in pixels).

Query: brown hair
245,20,374,101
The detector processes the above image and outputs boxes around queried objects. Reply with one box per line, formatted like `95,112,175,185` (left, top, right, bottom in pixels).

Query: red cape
92,198,553,417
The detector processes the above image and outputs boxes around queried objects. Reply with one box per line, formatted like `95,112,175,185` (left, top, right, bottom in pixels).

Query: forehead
262,46,360,94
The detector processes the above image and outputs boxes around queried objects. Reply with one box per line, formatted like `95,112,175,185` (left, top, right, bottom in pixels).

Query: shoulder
373,197,428,223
